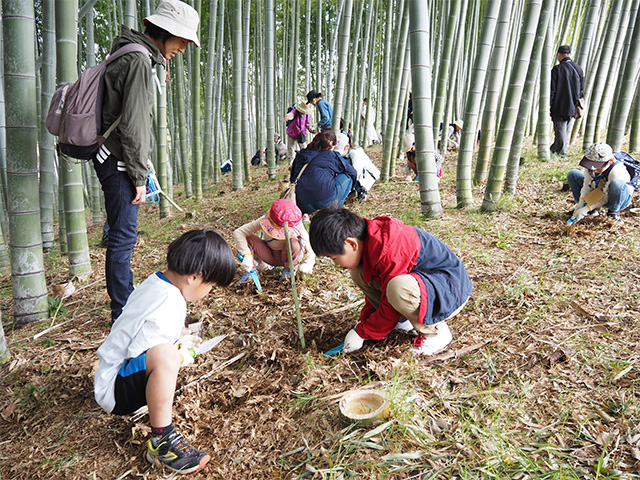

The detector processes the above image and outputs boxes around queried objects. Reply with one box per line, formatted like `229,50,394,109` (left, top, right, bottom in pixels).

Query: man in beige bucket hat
94,3,209,474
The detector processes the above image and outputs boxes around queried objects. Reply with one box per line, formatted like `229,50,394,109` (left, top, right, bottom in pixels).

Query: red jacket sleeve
355,222,420,340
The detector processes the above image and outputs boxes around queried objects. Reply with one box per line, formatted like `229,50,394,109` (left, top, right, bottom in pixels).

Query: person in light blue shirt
307,90,333,131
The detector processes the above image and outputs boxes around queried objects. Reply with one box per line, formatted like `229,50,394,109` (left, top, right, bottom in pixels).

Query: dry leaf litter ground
0,144,639,479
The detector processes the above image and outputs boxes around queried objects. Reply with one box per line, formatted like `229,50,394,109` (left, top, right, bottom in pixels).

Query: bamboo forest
1,0,640,478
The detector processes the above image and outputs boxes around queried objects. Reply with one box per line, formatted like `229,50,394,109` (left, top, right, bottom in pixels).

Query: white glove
241,253,254,272
179,334,202,351
572,205,590,222
343,328,365,353
298,262,313,274
178,346,195,367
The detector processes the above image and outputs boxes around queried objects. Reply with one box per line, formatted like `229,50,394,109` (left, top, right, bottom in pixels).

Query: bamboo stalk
284,221,305,349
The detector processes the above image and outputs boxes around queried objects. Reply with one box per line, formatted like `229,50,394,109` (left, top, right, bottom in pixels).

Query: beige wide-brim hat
144,0,200,47
402,133,415,153
295,101,313,116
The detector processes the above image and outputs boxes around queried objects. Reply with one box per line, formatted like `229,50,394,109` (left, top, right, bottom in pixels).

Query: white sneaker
411,322,452,355
394,318,418,336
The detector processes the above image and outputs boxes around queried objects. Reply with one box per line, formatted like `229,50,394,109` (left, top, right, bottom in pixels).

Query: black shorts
112,353,148,415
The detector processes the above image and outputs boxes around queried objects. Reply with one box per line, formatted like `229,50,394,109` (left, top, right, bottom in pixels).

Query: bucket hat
144,0,200,47
259,199,303,240
295,101,313,116
579,143,614,170
402,133,415,153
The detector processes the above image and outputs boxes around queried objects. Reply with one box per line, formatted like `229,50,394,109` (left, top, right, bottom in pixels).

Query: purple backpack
45,43,150,160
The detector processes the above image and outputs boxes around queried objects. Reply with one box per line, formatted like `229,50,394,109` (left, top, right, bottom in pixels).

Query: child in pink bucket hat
234,199,315,283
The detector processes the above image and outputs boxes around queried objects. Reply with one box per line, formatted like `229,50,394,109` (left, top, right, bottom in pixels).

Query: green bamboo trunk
381,0,409,182
203,0,218,188
537,0,555,161
606,0,640,150
332,0,353,132
482,0,542,212
39,0,57,250
191,1,203,198
3,0,49,323
408,0,441,218
432,0,461,149
232,0,243,190
55,0,92,279
265,0,277,179
174,53,193,196
504,0,552,194
456,0,500,208
474,0,514,183
582,0,625,147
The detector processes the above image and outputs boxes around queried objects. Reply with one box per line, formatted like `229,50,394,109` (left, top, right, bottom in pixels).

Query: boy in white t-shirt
94,229,235,474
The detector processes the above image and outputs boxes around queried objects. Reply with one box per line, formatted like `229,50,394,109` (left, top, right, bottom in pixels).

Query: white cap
144,0,200,47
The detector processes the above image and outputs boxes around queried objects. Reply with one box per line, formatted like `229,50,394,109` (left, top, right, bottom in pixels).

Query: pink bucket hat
259,199,303,240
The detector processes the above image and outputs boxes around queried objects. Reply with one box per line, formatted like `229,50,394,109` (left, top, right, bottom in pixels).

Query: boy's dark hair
309,207,367,255
144,22,174,46
307,130,336,151
167,229,235,286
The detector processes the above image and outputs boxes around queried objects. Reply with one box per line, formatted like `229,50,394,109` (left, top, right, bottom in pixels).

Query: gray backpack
45,43,150,160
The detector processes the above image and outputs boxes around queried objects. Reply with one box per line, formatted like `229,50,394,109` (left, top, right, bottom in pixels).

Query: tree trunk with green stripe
482,0,542,212
474,0,514,183
3,0,49,323
55,0,92,279
40,0,57,250
332,0,353,132
456,0,500,208
231,0,243,190
408,0,441,218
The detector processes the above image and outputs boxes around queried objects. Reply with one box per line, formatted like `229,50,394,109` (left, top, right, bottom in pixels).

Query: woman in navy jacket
290,130,358,215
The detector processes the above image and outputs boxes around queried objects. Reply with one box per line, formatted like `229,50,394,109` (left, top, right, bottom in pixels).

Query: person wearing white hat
567,143,633,224
95,0,201,330
93,1,206,475
284,100,315,167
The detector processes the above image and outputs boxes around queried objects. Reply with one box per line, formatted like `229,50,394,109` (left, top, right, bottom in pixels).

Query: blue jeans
298,173,354,214
93,155,139,320
567,169,632,213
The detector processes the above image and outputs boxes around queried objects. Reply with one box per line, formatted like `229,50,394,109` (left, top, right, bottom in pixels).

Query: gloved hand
572,205,590,222
240,253,254,272
179,334,202,351
298,262,313,275
178,346,196,367
343,328,365,353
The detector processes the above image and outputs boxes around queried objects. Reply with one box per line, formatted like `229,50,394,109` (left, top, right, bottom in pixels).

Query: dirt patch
1,146,639,478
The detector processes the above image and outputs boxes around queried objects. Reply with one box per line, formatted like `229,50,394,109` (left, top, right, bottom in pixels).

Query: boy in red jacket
309,208,472,355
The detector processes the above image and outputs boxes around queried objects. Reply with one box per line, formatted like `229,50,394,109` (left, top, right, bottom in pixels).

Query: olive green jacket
101,26,165,186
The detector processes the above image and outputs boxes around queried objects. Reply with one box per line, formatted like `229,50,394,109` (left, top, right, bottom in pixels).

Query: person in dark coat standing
550,45,584,156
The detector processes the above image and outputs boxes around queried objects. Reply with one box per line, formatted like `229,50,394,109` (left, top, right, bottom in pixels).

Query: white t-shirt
94,272,186,413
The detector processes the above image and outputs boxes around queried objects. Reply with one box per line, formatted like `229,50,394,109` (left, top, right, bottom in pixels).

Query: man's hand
132,185,147,205
146,160,155,174
572,205,590,222
343,328,365,353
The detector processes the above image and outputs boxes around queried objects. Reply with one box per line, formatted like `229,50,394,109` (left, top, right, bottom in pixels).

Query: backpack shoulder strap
106,43,152,65
101,44,153,140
